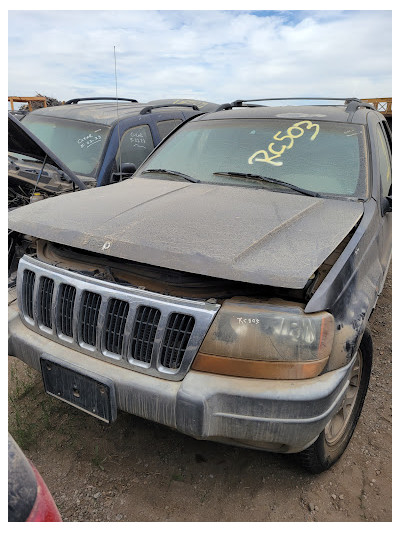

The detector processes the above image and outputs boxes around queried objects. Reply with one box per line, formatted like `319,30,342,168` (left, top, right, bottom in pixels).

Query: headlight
192,298,334,379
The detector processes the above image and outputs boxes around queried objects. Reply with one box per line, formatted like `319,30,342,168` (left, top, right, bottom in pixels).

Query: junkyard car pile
8,97,219,203
8,97,391,474
8,97,218,275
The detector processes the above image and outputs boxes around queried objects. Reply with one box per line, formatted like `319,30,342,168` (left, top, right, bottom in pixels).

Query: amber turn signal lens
192,353,329,380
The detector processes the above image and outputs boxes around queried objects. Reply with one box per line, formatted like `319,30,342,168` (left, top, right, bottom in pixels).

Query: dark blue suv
16,97,219,188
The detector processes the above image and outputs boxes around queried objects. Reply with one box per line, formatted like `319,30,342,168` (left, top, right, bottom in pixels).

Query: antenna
114,45,122,176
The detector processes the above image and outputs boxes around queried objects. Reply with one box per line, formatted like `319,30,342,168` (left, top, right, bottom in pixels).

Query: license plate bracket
40,355,117,423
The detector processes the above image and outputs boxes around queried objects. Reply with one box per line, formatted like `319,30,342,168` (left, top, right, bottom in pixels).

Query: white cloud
8,10,392,105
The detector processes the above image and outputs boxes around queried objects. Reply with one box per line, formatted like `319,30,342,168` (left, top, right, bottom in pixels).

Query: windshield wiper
142,168,199,183
213,171,320,197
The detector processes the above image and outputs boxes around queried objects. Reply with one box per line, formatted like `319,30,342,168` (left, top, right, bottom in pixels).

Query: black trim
65,97,138,105
216,97,376,116
140,104,199,115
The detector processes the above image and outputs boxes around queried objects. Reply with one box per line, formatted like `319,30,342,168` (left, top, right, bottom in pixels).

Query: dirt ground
8,268,392,522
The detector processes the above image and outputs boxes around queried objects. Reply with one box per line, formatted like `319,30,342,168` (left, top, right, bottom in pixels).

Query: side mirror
110,163,137,185
120,162,137,174
382,195,392,214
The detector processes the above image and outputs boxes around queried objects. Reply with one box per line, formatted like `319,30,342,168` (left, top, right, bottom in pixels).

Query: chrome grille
17,256,220,381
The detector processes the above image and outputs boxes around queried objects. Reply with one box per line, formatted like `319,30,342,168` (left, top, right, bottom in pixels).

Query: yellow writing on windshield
248,120,320,167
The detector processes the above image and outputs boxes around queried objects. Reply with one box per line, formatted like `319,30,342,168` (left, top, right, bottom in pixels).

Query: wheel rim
325,349,363,446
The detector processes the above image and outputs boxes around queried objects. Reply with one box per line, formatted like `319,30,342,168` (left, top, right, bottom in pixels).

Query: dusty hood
8,178,363,289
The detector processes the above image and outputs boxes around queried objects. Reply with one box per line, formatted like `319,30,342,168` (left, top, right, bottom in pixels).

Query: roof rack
64,97,138,105
344,98,375,121
139,103,199,115
215,101,265,111
216,97,376,120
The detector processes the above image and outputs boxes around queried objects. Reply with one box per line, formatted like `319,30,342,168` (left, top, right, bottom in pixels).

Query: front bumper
9,298,353,454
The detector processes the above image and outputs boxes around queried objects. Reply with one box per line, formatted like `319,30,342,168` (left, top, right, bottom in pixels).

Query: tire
297,327,373,473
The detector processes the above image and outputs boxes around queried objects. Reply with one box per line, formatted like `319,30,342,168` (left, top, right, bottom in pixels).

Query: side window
376,125,392,198
157,119,183,140
116,125,154,170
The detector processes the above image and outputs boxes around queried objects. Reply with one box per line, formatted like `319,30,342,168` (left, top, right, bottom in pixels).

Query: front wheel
297,327,373,473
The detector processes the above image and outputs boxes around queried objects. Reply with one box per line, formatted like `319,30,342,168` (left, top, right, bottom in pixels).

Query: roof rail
216,97,377,121
344,98,375,121
233,97,364,106
64,97,138,105
140,103,199,115
215,103,234,112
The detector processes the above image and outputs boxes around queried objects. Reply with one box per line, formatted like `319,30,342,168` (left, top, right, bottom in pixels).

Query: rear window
139,118,368,198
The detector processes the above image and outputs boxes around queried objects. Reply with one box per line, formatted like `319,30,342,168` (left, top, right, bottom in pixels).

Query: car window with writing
117,125,155,170
22,115,110,177
140,119,368,198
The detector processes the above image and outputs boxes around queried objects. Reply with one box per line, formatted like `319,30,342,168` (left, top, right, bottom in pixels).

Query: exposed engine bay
8,113,95,280
35,239,308,302
18,236,352,304
8,163,75,279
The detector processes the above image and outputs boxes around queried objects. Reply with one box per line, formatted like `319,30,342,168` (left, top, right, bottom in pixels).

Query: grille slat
163,313,181,368
18,257,219,381
131,306,161,363
80,292,101,346
22,270,35,319
104,298,129,354
58,284,76,337
39,277,54,328
161,313,195,369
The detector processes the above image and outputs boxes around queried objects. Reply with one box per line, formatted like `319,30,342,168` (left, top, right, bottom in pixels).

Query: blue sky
8,8,392,107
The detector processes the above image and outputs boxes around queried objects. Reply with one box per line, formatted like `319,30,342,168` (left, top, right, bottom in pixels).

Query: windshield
22,114,110,178
138,118,368,198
